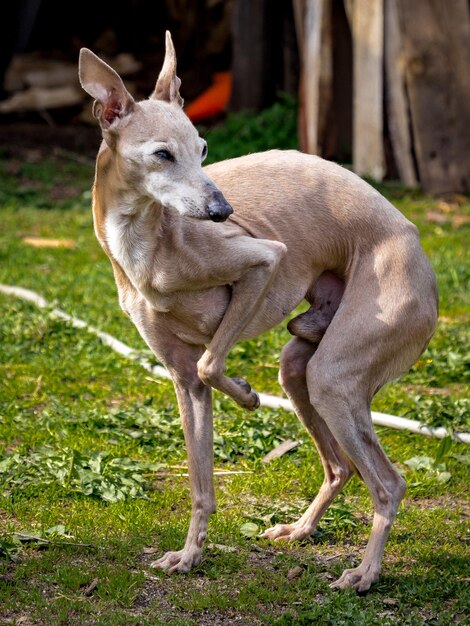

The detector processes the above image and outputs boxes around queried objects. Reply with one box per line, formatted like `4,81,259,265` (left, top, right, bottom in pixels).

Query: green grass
0,103,469,624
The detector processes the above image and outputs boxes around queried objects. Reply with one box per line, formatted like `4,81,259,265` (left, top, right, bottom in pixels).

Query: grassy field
0,105,469,625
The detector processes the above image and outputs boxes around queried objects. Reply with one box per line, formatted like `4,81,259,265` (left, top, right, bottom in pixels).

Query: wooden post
397,0,470,194
295,0,332,155
293,0,308,150
352,0,384,181
384,0,417,187
230,0,280,111
303,0,324,154
318,0,333,155
323,0,353,162
230,1,299,112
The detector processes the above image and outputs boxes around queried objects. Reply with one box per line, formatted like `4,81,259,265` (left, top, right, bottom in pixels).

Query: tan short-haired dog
79,32,438,592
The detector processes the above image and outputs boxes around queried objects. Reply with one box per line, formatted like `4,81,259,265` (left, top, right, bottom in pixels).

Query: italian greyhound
78,32,438,592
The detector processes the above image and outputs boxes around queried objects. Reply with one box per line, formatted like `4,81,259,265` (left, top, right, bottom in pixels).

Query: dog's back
206,149,413,247
206,149,438,347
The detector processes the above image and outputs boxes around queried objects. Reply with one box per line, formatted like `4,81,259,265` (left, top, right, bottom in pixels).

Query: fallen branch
262,439,300,463
13,533,94,549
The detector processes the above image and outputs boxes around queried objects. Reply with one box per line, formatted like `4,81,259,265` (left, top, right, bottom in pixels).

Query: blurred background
0,0,469,194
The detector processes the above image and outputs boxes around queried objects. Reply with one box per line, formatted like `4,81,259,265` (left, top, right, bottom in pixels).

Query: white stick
1,283,468,443
0,283,171,380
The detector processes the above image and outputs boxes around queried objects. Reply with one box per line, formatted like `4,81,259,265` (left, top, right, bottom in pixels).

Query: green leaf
0,447,161,502
240,522,259,538
0,537,22,562
45,525,70,538
433,436,453,466
452,453,470,465
436,471,452,483
404,456,434,470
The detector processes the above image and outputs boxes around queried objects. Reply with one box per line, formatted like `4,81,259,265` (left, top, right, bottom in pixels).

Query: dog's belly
163,286,232,344
164,276,309,346
239,282,309,340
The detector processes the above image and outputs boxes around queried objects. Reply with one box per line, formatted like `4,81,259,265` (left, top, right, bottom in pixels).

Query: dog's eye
201,144,208,161
154,149,174,161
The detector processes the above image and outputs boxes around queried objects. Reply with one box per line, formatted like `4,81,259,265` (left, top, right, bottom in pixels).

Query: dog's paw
233,377,252,394
233,378,260,411
329,565,379,593
261,522,312,542
150,548,202,574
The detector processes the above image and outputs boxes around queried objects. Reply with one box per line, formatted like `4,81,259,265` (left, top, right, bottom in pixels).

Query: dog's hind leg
309,381,406,592
305,327,410,591
261,337,354,542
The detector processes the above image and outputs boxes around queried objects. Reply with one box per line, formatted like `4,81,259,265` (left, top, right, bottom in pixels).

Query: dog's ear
150,31,184,107
79,48,135,136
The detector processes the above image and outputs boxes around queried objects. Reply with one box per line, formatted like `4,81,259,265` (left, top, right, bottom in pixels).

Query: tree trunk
384,0,417,187
352,0,384,181
230,0,280,111
302,0,325,153
397,0,470,194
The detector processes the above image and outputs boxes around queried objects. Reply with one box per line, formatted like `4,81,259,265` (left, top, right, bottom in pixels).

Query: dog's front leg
197,238,287,409
149,341,215,574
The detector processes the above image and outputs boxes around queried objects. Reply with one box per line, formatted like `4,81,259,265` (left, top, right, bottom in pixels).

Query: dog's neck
105,195,162,290
91,145,164,290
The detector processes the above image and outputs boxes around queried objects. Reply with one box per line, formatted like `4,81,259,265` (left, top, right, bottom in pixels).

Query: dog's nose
208,204,233,222
207,192,233,222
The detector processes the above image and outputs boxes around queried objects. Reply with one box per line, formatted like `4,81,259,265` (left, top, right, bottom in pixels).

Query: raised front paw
150,548,202,574
233,377,260,410
261,522,312,542
197,351,260,410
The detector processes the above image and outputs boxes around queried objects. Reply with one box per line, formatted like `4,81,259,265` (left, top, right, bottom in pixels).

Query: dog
78,32,438,592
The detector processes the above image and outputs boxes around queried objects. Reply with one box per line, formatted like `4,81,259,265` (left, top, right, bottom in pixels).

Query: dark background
1,0,469,195
0,0,239,156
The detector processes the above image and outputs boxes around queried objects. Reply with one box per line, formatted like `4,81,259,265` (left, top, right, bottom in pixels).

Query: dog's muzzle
207,189,233,222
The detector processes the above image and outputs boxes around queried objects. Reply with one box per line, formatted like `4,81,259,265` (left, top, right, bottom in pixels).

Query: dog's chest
105,210,215,316
105,210,171,306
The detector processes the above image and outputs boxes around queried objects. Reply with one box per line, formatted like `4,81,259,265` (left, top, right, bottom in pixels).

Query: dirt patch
132,573,262,626
1,613,41,626
133,574,176,612
405,495,469,513
402,383,467,397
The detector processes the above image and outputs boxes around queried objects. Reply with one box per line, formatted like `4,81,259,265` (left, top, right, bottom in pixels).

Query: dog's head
78,32,233,223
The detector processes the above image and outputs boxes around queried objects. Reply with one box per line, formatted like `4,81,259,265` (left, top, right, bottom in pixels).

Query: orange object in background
185,71,232,122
